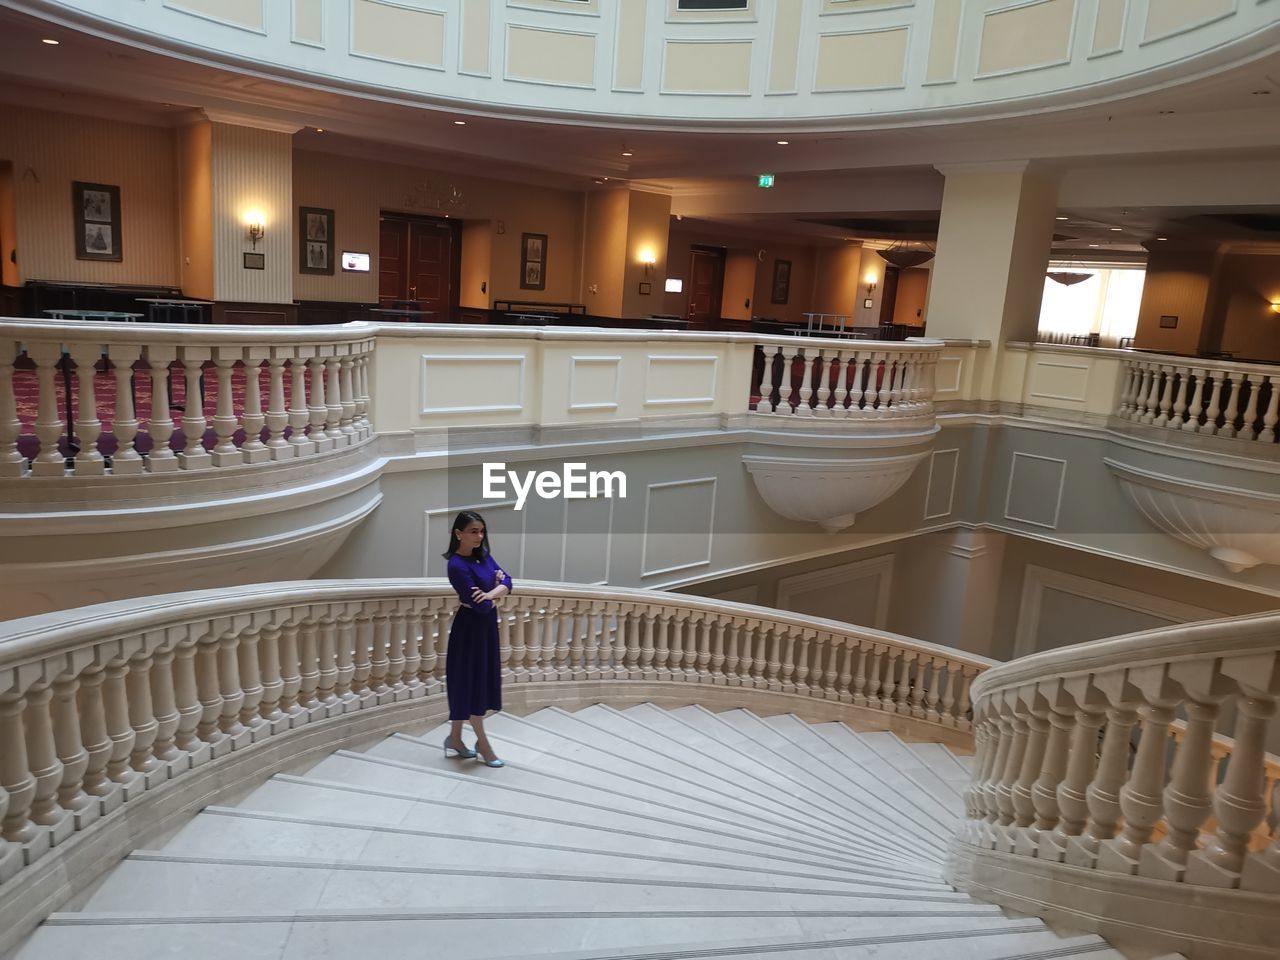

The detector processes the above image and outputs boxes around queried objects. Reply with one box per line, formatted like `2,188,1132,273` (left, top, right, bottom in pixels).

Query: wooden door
687,247,725,326
378,214,460,321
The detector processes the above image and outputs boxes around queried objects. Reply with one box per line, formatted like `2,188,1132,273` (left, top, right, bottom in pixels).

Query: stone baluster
994,709,1031,849
750,345,769,413
863,646,885,708
962,720,990,820
921,658,944,721
177,348,211,469
307,355,331,451
124,652,163,784
1128,364,1150,420
812,352,833,416
776,346,796,414
750,623,771,688
0,784,17,883
144,346,178,472
215,630,248,745
939,663,958,725
65,344,106,475
1239,373,1261,439
981,717,1014,829
359,350,373,436
256,625,287,732
956,668,978,730
236,627,269,738
585,605,606,680
351,614,376,705
240,355,268,463
0,694,41,854
880,651,901,711
1143,699,1221,881
693,616,713,681
210,351,241,466
108,344,143,474
1010,702,1051,844
649,611,670,680
859,354,878,411
1048,704,1106,860
171,637,208,766
1153,366,1176,427
50,673,95,828
835,643,854,703
720,620,741,684
0,340,25,477
28,343,67,477
102,659,144,796
1261,376,1280,443
1203,372,1225,433
385,609,407,692
367,611,391,698
1068,707,1137,867
76,666,124,811
276,620,307,722
822,637,841,700
777,627,797,692
1116,363,1136,417
791,633,811,695
192,631,229,754
875,357,892,413
1182,369,1207,431
795,349,816,416
553,601,575,680
288,355,315,456
23,683,72,845
1169,368,1190,429
830,352,851,416
849,644,869,706
264,354,293,459
1100,700,1177,873
1219,371,1242,437
907,654,928,718
521,602,545,682
762,627,782,691
1188,691,1277,886
334,613,359,707
1140,364,1164,424
1241,759,1280,891
400,608,424,696
1026,707,1074,856
339,353,357,440
504,601,526,683
324,356,344,447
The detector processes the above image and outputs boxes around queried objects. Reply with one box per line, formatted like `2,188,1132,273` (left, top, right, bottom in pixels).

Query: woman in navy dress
442,510,512,767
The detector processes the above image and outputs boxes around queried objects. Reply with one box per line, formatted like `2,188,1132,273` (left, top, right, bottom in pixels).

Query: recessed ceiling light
41,38,59,45
1055,216,1069,221
1110,227,1122,232
776,140,789,145
1155,236,1168,241
315,127,324,133
1089,243,1100,247
621,150,633,157
453,120,467,125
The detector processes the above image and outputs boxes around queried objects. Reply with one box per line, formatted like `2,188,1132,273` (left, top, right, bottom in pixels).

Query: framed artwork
520,232,547,291
73,181,122,262
771,258,791,304
299,206,335,275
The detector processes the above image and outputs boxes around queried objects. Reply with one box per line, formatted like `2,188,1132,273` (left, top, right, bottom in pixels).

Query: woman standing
442,510,511,767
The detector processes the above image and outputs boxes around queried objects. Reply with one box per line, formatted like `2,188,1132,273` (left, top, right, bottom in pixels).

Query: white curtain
1037,267,1145,347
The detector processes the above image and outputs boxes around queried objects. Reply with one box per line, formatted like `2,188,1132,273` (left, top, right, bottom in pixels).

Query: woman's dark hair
442,510,491,559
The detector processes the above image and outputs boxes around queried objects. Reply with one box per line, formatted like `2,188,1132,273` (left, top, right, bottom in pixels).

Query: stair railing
959,611,1280,892
0,578,991,904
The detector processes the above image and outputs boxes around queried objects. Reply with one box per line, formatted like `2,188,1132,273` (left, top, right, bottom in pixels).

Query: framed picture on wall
771,259,791,304
520,232,547,291
73,181,122,262
299,207,335,275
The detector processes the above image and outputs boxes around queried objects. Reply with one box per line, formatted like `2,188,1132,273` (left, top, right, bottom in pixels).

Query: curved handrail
0,578,990,898
958,609,1280,897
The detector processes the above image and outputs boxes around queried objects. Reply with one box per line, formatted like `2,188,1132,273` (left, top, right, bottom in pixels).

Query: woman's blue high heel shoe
443,736,477,759
477,755,504,768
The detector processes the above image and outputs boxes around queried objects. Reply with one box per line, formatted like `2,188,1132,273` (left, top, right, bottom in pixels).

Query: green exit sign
757,174,775,188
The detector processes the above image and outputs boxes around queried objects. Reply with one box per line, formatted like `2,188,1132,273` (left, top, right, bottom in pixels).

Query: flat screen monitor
341,251,371,273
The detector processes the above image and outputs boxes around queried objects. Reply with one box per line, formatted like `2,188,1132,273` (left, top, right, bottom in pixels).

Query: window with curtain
1037,266,1146,347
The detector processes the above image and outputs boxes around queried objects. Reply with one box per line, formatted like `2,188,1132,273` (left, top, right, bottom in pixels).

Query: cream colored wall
1211,253,1280,362
581,189,629,317
459,219,492,310
1132,246,1215,355
0,161,17,288
811,244,862,318
749,243,817,326
0,103,179,287
177,122,213,301
620,190,672,319
293,149,585,306
212,123,293,304
893,267,930,326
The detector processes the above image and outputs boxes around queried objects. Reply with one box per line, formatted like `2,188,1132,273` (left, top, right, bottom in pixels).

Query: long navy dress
445,551,512,721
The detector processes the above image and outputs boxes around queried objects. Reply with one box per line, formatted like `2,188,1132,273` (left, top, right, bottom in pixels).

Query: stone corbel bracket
1105,458,1280,574
744,450,930,533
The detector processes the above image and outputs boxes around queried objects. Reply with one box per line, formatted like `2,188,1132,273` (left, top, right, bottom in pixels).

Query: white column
325,355,345,447
0,340,25,477
144,346,179,472
28,343,67,477
210,350,241,466
240,354,269,463
108,344,143,474
307,355,332,452
265,353,294,459
177,347,212,469
288,353,316,456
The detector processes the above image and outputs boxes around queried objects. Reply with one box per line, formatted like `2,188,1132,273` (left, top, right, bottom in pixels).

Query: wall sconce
245,212,265,249
639,248,657,276
1271,301,1280,315
864,272,878,295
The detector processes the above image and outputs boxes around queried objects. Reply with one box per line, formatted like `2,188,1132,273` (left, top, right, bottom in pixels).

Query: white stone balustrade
0,320,374,478
1117,355,1280,444
0,579,987,893
750,341,937,420
957,612,1280,896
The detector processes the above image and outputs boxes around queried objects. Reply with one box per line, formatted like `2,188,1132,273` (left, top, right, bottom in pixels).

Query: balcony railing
0,320,374,478
750,341,937,419
1117,354,1280,444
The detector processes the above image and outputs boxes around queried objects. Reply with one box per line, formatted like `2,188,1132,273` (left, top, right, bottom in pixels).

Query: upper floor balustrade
0,319,942,482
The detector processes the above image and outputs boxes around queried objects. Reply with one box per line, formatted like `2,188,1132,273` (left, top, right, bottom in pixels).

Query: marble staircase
15,704,1176,960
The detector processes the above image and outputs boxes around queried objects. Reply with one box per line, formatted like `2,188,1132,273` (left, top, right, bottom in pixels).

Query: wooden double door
379,213,461,321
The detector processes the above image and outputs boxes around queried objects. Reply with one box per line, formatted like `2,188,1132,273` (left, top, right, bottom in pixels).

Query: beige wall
893,267,930,326
459,219,492,310
212,123,294,305
1133,246,1215,355
581,188,629,317
177,122,213,301
293,149,585,307
722,249,757,321
0,161,17,288
750,242,817,325
811,243,862,318
0,103,179,287
619,190,672,319
1210,252,1280,362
